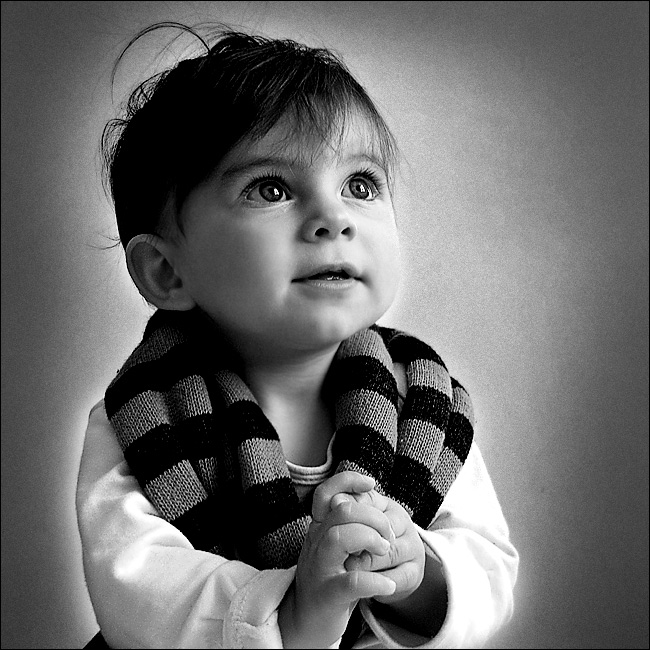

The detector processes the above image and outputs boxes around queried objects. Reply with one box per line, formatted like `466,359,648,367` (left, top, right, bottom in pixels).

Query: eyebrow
219,157,296,182
219,151,387,182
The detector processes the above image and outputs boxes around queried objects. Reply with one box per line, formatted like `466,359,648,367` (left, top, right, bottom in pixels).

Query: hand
334,489,426,604
280,472,397,647
300,472,398,604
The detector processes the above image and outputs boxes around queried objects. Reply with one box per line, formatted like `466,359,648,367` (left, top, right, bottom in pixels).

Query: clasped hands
287,471,425,647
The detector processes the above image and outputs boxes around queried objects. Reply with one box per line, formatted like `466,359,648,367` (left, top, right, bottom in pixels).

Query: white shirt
77,401,518,649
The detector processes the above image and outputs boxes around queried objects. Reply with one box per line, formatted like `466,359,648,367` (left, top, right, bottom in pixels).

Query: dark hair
101,22,399,248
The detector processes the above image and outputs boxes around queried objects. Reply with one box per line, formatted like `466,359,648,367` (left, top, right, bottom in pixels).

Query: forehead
217,112,390,176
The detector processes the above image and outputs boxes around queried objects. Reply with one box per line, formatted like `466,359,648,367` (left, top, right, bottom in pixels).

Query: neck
239,346,338,411
233,343,341,465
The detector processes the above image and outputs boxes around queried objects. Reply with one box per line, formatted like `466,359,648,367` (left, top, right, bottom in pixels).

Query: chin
293,311,384,351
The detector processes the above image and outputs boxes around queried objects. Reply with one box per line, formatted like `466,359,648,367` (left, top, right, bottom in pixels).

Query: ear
125,234,196,311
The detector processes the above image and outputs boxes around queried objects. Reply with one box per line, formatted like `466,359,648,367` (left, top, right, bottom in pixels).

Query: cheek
182,227,287,298
373,227,402,295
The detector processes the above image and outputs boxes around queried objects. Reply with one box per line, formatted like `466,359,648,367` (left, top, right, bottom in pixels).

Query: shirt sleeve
76,401,296,649
356,442,519,649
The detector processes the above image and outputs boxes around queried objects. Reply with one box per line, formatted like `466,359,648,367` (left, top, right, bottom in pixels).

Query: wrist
278,581,299,648
371,549,446,638
279,580,351,648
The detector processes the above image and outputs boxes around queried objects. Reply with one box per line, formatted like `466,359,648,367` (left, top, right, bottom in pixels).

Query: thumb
329,570,397,603
312,471,375,522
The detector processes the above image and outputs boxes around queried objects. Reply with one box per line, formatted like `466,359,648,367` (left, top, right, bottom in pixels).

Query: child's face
169,113,401,357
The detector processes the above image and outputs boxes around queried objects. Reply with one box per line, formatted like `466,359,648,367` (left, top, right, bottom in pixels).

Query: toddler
77,22,518,649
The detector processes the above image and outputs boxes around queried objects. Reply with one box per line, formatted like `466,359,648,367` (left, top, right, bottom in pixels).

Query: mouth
294,263,360,283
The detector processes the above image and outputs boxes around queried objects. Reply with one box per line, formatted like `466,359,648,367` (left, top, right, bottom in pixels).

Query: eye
343,171,382,201
244,178,288,203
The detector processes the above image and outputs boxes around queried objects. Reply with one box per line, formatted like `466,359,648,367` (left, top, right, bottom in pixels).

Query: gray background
2,2,648,648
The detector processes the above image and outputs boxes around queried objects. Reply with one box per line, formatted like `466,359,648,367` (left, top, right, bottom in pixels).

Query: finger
332,488,390,510
356,493,413,542
356,490,392,512
383,501,410,539
324,570,397,604
344,548,394,573
336,491,394,534
345,528,424,573
318,522,391,567
344,551,372,572
372,561,423,602
312,471,375,522
330,491,396,545
330,493,353,509
327,499,394,543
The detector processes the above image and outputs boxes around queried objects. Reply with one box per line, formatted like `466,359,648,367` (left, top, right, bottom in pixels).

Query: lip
294,277,359,292
293,262,361,282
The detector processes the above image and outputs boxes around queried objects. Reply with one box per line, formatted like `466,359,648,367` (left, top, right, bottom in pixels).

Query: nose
300,201,357,242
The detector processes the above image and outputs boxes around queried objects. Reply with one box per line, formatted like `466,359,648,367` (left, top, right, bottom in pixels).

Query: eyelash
241,171,288,200
241,168,385,202
353,168,385,195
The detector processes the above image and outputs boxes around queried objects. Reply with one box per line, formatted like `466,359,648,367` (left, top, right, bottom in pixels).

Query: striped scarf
104,308,474,571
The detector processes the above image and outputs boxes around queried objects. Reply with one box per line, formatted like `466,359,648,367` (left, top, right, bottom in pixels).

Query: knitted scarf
104,308,474,572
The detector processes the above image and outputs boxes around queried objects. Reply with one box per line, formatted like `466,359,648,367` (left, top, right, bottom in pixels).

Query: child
76,22,519,649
